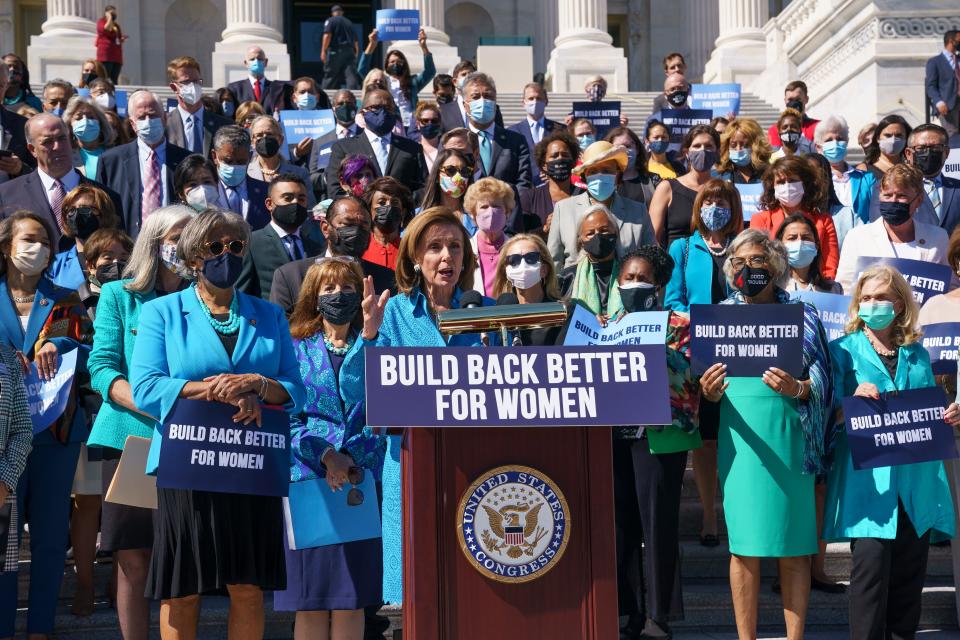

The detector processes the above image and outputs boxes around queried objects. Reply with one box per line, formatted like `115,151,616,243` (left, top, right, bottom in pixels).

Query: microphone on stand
459,290,484,310
495,293,521,346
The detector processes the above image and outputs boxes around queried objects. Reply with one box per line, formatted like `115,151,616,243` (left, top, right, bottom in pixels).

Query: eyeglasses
440,165,472,178
314,255,357,266
346,467,365,506
505,251,541,268
204,239,246,257
729,255,769,270
910,144,946,153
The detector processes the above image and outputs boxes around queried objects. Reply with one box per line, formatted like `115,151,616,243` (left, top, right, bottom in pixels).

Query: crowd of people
0,11,958,640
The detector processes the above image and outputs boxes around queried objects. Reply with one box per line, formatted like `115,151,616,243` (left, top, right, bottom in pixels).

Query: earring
413,264,421,274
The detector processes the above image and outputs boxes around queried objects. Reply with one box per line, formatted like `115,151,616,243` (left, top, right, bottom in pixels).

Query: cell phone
0,150,13,159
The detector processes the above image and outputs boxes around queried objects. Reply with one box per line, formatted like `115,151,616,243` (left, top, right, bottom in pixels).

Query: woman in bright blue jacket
824,264,960,640
129,209,304,640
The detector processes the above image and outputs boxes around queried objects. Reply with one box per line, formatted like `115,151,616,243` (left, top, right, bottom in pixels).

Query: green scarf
570,257,623,318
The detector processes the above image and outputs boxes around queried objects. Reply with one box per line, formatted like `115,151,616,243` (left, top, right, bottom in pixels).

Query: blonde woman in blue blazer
86,204,194,640
824,264,960,640
130,208,304,640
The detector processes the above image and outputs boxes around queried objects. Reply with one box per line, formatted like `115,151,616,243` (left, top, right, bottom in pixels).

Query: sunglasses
505,251,541,268
346,466,365,506
440,165,472,178
204,239,246,257
418,117,441,125
314,255,357,266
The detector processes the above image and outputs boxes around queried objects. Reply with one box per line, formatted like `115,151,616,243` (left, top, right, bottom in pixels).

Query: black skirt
146,488,286,600
100,453,154,551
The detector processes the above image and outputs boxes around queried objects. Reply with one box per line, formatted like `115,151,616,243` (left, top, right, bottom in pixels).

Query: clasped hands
202,373,263,427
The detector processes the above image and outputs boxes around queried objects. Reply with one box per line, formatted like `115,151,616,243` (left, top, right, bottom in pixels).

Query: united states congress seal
456,465,570,584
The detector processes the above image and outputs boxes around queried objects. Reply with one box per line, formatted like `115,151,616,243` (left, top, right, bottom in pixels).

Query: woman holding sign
699,228,833,640
824,264,960,640
130,209,305,640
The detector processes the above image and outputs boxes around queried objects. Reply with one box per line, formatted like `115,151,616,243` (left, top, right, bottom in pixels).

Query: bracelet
258,375,268,399
793,380,804,400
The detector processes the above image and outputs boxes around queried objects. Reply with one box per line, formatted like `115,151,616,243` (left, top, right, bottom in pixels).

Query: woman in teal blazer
824,264,960,640
85,204,193,640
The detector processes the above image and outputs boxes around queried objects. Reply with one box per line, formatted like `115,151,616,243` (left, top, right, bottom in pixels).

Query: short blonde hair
880,163,924,198
845,264,922,346
289,259,365,339
395,206,476,295
234,100,265,126
463,177,515,217
62,184,119,236
492,234,562,300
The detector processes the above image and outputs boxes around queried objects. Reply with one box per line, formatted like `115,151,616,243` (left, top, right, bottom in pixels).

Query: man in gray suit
164,56,232,157
547,140,655,270
925,30,960,142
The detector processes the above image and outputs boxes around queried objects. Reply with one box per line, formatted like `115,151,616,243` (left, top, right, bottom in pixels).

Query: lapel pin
250,319,257,326
918,238,926,245
39,298,48,306
131,328,137,335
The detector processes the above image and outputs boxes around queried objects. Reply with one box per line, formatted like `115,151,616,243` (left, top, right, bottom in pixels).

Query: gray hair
42,78,74,97
463,71,497,95
722,228,789,287
250,115,281,137
814,114,849,145
127,89,162,114
212,124,251,151
123,204,195,293
63,95,116,146
575,204,620,256
176,207,251,275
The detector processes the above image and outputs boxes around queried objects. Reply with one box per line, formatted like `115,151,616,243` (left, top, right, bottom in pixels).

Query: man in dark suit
508,82,564,186
925,30,960,142
440,60,504,133
211,125,270,231
270,195,394,314
226,45,292,115
0,114,122,250
308,89,360,198
237,174,325,299
96,90,190,239
0,63,35,183
324,89,426,199
905,123,960,237
462,72,531,189
164,56,232,157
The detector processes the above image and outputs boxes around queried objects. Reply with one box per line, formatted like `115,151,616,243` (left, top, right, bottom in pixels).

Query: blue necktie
191,115,203,154
283,235,303,261
479,130,493,176
373,137,389,175
226,186,241,214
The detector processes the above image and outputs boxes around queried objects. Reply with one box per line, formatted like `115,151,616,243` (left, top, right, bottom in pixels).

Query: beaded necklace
193,283,241,335
323,333,354,356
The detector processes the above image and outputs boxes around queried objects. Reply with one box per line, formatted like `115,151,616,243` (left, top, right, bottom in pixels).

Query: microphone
459,290,484,309
495,292,520,306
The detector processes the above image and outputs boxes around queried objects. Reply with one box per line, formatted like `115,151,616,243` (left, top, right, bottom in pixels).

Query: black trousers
322,48,360,90
849,503,930,640
102,61,121,84
613,437,687,624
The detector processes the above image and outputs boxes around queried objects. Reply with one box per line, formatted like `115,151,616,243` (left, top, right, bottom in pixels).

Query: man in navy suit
463,72,531,189
96,90,190,239
0,114,121,250
226,45,292,115
925,30,960,142
164,56,232,157
210,125,270,231
508,82,564,186
905,123,960,237
308,89,361,198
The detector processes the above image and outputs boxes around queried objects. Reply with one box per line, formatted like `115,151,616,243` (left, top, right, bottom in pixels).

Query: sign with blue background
24,350,77,434
735,183,763,222
690,303,804,376
691,83,741,118
375,9,420,40
855,256,952,306
564,307,668,346
279,109,336,161
843,386,956,470
660,109,713,148
790,290,851,342
572,101,621,138
921,322,960,376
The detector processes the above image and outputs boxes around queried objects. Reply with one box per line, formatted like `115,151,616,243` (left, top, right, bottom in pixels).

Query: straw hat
572,140,628,175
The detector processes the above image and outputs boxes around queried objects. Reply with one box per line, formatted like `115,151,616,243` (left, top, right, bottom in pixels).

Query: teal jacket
664,231,730,312
86,279,157,451
358,52,436,113
823,331,955,541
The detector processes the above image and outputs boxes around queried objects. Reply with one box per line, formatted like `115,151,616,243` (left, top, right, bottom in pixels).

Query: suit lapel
231,293,258,367
854,331,896,389
167,111,185,148
941,183,957,230
0,280,23,348
25,172,54,219
125,143,142,212
356,136,381,176
262,224,288,264
23,278,59,355
182,288,233,373
385,139,402,175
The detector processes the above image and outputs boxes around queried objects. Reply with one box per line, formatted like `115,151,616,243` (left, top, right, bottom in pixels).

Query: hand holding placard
689,304,805,377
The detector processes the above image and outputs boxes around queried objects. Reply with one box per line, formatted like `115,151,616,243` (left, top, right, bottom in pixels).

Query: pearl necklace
323,334,353,356
865,329,896,357
705,238,731,257
193,284,241,335
11,292,35,304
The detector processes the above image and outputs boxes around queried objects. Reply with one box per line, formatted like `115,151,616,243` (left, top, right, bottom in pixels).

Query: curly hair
717,117,772,175
620,245,675,288
535,129,580,170
759,156,826,213
464,177,516,217
363,176,415,227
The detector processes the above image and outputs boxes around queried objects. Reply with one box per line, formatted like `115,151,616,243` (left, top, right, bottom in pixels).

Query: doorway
285,0,381,82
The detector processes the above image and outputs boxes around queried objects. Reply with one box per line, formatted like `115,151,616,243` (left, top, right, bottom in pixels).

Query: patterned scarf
570,258,623,318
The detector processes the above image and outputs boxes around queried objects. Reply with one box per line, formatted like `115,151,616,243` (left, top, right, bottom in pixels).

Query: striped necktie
49,179,65,232
924,178,942,222
142,150,162,221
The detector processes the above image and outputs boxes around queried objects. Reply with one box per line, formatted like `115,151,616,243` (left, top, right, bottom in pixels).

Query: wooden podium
400,425,618,639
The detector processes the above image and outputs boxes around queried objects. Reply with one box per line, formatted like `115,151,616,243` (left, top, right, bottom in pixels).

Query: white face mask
505,261,542,290
11,241,50,276
185,184,220,212
774,181,805,208
177,82,202,107
94,93,115,110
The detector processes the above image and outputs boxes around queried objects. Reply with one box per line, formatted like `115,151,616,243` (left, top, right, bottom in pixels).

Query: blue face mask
648,139,669,154
218,162,247,188
72,117,101,143
467,97,496,125
821,139,848,163
578,134,596,150
221,101,236,117
728,148,751,167
135,117,165,145
585,173,617,201
296,93,317,110
248,59,266,77
699,205,732,232
49,106,64,117
784,239,818,268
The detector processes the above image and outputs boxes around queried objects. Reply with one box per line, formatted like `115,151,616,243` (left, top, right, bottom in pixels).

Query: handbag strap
681,236,690,307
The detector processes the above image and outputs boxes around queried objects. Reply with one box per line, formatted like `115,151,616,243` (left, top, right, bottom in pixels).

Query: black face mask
435,94,454,105
545,158,574,182
374,204,402,232
255,136,281,158
786,99,805,113
733,266,772,297
316,291,361,326
330,224,371,258
911,148,945,176
65,206,101,240
667,91,688,107
878,200,912,227
619,285,659,313
386,63,405,77
780,131,801,146
582,233,617,260
82,72,98,86
273,202,308,230
334,103,357,124
95,260,127,285
419,123,442,140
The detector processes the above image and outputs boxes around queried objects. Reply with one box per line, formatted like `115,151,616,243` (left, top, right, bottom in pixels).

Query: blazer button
131,328,137,335
919,238,926,245
39,298,48,306
250,319,257,326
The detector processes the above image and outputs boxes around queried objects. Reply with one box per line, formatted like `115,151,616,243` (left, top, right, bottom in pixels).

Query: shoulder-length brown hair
395,206,476,295
289,258,365,339
492,234,562,300
690,178,743,238
759,155,825,213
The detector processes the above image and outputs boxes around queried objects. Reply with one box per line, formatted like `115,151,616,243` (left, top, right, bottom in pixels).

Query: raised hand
361,275,389,340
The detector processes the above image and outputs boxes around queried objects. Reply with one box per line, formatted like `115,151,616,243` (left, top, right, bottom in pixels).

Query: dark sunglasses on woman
204,239,247,257
504,251,541,268
440,164,472,178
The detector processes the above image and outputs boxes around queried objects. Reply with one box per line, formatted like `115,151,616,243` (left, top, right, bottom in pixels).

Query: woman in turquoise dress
699,228,833,640
824,264,960,640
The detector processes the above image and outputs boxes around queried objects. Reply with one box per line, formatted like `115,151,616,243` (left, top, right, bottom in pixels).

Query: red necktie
142,149,161,221
253,80,262,103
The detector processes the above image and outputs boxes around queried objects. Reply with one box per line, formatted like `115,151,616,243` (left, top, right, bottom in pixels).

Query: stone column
386,0,460,79
684,0,719,82
533,1,558,79
703,0,769,83
546,0,628,92
212,0,291,89
27,0,100,84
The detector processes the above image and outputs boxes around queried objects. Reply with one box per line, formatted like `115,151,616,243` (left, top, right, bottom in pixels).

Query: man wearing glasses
164,56,231,157
902,123,960,236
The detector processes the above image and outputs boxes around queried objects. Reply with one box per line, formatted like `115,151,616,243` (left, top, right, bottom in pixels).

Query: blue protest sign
23,350,78,434
278,109,336,162
115,90,128,118
843,386,956,470
920,323,960,376
157,399,291,497
689,303,805,377
660,109,713,149
283,475,381,550
790,290,852,342
364,345,672,428
854,256,951,306
563,306,668,346
572,101,621,138
76,88,91,98
691,83,741,118
375,9,420,40
165,97,177,111
735,183,763,222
